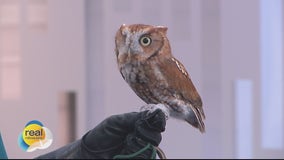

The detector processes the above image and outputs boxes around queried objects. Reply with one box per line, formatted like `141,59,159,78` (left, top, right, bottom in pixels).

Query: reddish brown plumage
115,24,205,133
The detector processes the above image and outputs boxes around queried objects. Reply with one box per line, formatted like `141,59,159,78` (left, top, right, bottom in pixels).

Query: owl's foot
140,104,170,120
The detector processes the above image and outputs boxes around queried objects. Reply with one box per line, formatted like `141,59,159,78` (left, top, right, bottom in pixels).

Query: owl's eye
139,36,152,46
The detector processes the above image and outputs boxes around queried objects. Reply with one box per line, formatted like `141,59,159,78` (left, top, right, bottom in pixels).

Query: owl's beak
117,24,135,57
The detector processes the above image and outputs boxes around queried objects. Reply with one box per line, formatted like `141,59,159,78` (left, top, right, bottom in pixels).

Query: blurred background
0,0,283,159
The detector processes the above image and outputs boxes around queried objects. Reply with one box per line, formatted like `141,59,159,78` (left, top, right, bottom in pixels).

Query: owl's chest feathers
120,60,169,104
120,60,166,86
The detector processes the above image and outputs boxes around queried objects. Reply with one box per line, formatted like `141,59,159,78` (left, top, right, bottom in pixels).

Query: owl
114,24,205,133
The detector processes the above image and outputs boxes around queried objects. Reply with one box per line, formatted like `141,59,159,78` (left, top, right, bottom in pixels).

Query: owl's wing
159,57,205,132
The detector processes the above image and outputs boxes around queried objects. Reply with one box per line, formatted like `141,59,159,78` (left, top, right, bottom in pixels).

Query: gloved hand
35,107,166,159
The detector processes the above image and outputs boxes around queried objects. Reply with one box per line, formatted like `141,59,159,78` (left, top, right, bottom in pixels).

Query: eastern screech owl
115,24,205,133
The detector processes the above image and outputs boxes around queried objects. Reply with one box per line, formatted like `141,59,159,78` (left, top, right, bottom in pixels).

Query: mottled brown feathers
115,24,205,133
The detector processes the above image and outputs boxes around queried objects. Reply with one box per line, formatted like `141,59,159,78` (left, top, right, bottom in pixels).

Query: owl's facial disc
117,25,147,58
116,24,167,62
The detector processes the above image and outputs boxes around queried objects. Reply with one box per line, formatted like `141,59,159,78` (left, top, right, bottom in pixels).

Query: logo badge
18,120,53,152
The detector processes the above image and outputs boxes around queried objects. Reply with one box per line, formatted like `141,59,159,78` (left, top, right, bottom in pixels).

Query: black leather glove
35,107,166,159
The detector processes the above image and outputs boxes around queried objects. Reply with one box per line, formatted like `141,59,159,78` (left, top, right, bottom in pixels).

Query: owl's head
115,24,171,64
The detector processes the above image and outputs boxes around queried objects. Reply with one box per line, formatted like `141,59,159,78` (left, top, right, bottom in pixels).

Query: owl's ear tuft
155,26,168,34
120,24,126,29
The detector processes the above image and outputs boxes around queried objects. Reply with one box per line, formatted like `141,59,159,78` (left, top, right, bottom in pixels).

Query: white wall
220,0,260,158
0,0,86,158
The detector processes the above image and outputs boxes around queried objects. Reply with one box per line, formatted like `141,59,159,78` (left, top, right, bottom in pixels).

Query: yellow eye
140,36,152,46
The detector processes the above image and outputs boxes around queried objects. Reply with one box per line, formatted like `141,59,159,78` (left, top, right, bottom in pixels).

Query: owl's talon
140,104,169,120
